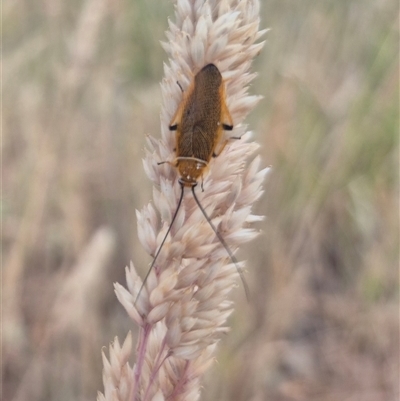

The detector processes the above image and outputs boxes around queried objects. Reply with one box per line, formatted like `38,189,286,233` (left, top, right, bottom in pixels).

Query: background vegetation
3,0,398,400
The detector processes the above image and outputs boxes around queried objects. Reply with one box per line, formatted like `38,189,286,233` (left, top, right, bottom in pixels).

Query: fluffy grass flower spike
98,1,268,400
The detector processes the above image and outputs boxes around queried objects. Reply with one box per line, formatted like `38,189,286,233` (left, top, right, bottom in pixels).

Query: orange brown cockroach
136,63,250,304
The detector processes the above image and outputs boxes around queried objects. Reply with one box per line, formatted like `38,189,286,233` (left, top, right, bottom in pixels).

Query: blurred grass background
3,0,398,400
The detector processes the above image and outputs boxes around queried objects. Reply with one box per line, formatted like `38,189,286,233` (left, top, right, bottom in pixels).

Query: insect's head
176,157,207,187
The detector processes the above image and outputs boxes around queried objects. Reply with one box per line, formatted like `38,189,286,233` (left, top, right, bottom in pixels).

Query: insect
136,63,249,303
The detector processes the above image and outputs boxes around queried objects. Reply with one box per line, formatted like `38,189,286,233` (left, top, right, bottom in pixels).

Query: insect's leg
157,160,176,166
212,133,243,157
223,124,241,140
212,139,229,158
222,123,233,131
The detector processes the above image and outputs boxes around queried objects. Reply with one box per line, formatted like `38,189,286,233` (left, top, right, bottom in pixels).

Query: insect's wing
169,81,195,130
219,84,233,130
169,101,183,131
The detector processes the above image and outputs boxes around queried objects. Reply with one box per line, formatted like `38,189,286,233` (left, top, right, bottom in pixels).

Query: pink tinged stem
131,323,152,401
166,360,190,401
143,337,169,401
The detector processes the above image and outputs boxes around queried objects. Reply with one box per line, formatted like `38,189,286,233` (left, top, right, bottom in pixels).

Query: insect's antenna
191,186,251,301
176,81,184,93
135,183,185,305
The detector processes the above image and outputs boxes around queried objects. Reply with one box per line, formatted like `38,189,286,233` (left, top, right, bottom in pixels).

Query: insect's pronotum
137,63,249,303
